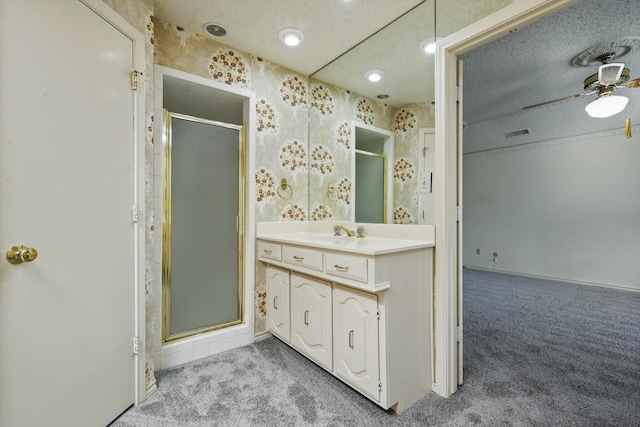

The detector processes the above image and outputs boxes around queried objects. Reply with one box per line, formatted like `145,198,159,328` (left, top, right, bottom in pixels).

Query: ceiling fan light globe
584,95,628,118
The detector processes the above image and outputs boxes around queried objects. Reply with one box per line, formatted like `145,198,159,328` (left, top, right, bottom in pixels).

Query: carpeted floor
111,269,640,426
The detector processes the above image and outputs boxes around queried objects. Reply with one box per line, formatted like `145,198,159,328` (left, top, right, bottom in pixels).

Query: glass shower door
163,111,244,342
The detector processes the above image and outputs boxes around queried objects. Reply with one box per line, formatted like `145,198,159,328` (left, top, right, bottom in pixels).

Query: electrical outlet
476,248,480,255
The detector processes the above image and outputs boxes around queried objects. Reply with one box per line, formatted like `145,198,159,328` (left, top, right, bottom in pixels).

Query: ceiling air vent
505,128,531,138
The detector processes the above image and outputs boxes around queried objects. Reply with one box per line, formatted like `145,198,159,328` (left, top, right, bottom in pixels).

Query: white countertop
257,232,434,255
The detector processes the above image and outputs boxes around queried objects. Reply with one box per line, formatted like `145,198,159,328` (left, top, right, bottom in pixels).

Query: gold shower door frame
162,110,246,343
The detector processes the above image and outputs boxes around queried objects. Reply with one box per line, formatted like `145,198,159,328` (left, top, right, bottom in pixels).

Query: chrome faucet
333,225,355,237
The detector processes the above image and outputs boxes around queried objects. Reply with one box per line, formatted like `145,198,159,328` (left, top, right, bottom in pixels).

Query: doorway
434,0,580,398
153,65,256,370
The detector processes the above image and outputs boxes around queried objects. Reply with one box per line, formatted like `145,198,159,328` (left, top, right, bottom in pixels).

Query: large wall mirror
306,0,513,224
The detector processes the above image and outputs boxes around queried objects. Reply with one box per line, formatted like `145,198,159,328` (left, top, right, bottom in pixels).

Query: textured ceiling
153,0,640,153
461,0,640,153
153,0,423,76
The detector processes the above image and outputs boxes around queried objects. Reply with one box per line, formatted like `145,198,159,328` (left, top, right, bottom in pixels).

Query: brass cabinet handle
334,264,349,272
293,255,304,262
6,245,38,265
263,249,272,255
273,296,278,310
349,330,354,349
304,310,309,326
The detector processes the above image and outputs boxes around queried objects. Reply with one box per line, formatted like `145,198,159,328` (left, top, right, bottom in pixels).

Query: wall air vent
505,128,531,138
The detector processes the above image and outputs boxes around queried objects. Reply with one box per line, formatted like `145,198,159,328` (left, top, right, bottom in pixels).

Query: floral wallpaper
308,79,434,224
308,79,395,222
153,17,310,339
393,101,435,223
103,0,500,398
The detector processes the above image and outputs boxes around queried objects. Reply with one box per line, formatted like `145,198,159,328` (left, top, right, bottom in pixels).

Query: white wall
463,127,640,290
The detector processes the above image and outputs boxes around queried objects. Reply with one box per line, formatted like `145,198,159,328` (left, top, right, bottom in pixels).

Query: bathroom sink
302,235,351,245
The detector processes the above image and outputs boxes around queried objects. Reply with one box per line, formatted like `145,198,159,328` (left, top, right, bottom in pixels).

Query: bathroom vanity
257,224,434,413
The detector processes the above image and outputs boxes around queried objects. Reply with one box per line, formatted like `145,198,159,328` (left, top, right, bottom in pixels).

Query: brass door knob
6,245,38,265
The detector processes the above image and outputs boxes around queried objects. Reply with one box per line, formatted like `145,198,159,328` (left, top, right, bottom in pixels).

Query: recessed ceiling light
203,22,228,38
376,94,390,100
364,69,385,82
419,36,443,54
279,28,305,47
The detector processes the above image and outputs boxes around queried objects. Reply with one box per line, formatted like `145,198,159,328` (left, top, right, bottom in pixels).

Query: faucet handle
356,226,365,238
334,225,342,236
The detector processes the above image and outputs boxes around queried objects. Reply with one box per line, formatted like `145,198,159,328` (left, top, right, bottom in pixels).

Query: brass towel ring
277,178,293,199
326,183,338,201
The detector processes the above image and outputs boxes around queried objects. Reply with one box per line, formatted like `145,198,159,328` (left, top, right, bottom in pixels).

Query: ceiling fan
522,52,640,118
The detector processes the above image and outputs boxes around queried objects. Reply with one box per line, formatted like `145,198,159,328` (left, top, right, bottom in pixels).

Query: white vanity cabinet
266,266,290,342
258,233,433,413
290,273,333,370
333,285,380,402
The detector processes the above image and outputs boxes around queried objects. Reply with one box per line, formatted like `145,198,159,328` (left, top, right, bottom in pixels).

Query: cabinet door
333,285,380,402
290,273,332,370
266,266,290,342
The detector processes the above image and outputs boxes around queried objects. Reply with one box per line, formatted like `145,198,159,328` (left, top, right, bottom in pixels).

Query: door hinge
131,69,143,91
132,205,139,223
133,336,139,355
457,326,462,343
423,146,429,157
456,205,462,222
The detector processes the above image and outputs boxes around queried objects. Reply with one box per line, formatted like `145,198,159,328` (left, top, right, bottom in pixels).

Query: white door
0,1,137,426
266,266,290,342
333,285,379,401
290,274,332,370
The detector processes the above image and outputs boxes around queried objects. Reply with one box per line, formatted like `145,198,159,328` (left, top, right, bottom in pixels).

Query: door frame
154,64,257,371
79,0,147,405
433,0,580,397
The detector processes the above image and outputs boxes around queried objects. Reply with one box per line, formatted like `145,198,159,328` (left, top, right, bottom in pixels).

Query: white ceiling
461,0,640,152
153,0,640,153
153,0,423,76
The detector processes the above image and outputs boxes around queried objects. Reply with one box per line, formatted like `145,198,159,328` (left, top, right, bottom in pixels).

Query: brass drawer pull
273,296,278,310
349,330,354,349
304,310,309,326
263,249,273,255
334,264,349,272
293,255,304,262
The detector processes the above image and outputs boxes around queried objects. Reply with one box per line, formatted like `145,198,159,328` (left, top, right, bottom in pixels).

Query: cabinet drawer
282,245,323,271
258,241,281,261
325,252,368,283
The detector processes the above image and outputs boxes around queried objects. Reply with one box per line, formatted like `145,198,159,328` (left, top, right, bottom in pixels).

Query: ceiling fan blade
627,78,640,88
522,93,588,110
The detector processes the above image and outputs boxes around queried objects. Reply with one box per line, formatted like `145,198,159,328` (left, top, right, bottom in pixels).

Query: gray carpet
111,269,640,426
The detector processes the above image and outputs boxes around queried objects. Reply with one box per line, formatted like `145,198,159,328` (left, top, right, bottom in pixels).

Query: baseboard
463,266,640,293
145,380,157,399
254,331,273,342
